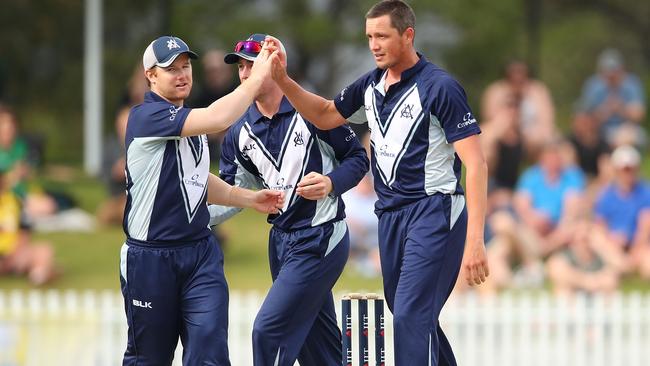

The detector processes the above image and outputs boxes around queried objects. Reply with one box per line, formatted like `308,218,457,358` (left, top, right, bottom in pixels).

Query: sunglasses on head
234,40,263,54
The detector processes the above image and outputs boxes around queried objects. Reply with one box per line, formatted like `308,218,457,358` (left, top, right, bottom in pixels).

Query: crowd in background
470,48,648,297
0,46,647,295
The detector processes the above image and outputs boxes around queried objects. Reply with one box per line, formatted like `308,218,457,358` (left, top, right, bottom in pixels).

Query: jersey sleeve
315,124,370,197
129,103,191,139
209,127,263,226
333,72,373,120
218,127,262,189
430,76,481,143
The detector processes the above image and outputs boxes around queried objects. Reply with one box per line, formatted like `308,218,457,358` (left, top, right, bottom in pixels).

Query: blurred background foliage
0,0,648,164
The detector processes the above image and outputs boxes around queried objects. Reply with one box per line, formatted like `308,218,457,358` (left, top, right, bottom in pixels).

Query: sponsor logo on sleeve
457,112,477,128
344,125,357,142
340,87,347,101
169,106,182,121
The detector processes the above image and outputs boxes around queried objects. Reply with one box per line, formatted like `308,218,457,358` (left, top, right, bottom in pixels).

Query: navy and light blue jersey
213,97,369,231
334,55,480,212
123,91,212,244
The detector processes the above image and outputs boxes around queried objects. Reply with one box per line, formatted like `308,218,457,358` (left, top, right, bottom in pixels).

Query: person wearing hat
120,35,284,366
579,48,646,145
595,145,650,279
209,33,368,366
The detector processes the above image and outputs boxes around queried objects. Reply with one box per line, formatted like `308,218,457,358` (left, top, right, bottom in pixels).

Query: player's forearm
327,149,369,196
207,174,255,208
276,75,345,130
181,76,263,137
464,159,488,242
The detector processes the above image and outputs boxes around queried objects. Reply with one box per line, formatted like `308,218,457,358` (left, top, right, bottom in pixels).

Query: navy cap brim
224,51,257,64
157,50,199,68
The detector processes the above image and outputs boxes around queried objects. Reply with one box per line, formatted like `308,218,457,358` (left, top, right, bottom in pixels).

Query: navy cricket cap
142,36,198,70
224,33,267,64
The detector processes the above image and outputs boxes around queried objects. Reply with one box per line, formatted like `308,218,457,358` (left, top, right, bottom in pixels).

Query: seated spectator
0,105,94,231
475,209,544,296
568,111,610,179
480,93,523,193
0,106,78,223
482,60,557,160
547,218,621,297
0,172,56,285
579,49,646,147
594,145,650,278
0,105,30,197
514,139,586,256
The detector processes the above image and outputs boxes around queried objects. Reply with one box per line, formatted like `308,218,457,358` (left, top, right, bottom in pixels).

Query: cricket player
265,1,490,364
208,33,369,366
120,35,283,366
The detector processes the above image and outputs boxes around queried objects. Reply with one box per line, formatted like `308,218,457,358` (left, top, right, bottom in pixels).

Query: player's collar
400,53,427,81
144,91,164,103
144,91,185,107
249,96,295,124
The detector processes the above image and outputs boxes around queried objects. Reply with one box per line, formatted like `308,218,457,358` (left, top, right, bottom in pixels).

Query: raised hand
296,172,333,200
251,189,285,214
249,43,277,83
264,36,286,64
264,36,289,83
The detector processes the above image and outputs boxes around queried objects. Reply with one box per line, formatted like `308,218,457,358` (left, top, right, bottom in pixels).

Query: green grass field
0,167,383,292
1,167,648,293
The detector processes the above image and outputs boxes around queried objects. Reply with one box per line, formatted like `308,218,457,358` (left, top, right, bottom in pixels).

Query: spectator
0,106,60,220
594,145,650,278
0,105,30,198
190,49,237,162
475,209,544,296
480,94,523,202
579,49,646,146
514,139,586,255
546,218,621,297
0,172,56,285
568,111,610,180
482,60,557,159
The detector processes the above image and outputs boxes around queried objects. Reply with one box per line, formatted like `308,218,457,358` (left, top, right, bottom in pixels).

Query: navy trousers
377,194,467,366
252,220,349,366
120,235,230,366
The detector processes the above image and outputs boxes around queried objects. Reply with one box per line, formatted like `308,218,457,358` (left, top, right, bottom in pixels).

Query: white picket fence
0,290,649,366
